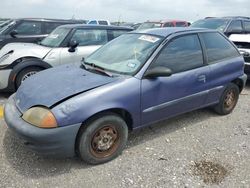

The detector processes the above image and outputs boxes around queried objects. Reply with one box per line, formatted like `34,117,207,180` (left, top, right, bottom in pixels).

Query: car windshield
137,22,162,30
84,33,163,75
40,27,70,47
191,19,229,31
0,20,15,34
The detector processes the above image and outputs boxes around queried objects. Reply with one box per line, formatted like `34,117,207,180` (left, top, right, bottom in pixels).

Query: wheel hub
224,90,235,108
21,71,38,82
91,126,119,158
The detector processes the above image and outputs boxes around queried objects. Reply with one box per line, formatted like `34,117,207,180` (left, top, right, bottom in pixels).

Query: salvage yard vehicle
4,27,247,164
137,20,189,30
230,34,250,79
87,20,110,25
191,16,250,37
0,24,132,92
0,18,85,49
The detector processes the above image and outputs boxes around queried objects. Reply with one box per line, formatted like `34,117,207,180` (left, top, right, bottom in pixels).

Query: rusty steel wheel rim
90,125,120,158
224,89,236,111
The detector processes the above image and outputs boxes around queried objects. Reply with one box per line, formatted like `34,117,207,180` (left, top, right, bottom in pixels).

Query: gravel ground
0,83,249,188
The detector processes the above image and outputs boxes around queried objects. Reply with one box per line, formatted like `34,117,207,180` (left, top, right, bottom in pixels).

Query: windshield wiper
83,61,113,77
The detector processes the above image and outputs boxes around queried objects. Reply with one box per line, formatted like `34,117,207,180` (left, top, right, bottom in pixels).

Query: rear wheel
213,83,239,115
77,113,128,164
15,67,43,89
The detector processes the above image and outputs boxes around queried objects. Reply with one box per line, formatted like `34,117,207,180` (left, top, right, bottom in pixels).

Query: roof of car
58,24,133,30
205,16,250,21
145,20,188,23
133,27,209,37
13,18,86,23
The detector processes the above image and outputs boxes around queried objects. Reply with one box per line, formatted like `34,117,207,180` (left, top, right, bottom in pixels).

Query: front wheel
77,113,128,164
213,83,239,115
15,67,43,89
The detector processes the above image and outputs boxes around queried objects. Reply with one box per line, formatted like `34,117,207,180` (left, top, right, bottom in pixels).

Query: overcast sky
0,0,249,22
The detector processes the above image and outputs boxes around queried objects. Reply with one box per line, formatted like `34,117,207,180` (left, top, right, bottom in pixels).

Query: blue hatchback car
4,28,247,164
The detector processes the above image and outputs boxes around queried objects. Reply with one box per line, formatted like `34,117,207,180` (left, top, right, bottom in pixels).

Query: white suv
230,34,250,79
0,24,132,92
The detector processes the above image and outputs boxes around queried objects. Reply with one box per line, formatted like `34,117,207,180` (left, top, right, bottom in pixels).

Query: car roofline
130,27,216,38
11,18,86,23
57,24,133,30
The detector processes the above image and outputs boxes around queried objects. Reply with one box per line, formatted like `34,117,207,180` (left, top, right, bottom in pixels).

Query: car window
243,21,250,32
98,21,108,25
150,34,203,73
71,29,108,46
201,32,239,64
40,27,71,47
15,21,42,35
227,20,243,32
88,20,97,24
44,22,64,34
163,22,174,27
111,30,129,38
191,19,229,32
176,22,187,27
137,22,162,30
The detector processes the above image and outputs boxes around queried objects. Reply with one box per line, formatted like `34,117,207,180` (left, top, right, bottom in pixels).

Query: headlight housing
0,50,14,64
22,107,58,128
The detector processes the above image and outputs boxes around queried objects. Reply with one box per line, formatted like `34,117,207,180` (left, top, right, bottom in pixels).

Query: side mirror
10,30,18,38
239,50,250,57
68,40,79,52
144,66,172,79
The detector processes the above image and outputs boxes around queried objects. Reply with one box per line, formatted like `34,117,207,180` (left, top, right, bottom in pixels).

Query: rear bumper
244,62,250,79
4,94,82,157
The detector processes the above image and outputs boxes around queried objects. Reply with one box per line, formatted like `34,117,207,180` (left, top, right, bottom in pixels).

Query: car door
141,34,210,126
59,29,108,65
243,20,250,34
199,32,243,104
225,20,243,37
8,20,45,43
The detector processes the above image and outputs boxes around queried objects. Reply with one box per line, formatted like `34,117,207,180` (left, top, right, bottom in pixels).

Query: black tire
15,67,43,89
77,113,128,164
213,83,239,115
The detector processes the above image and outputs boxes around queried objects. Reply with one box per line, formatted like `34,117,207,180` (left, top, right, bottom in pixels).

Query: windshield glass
191,19,229,31
137,22,162,30
85,33,163,75
0,20,15,34
40,27,70,47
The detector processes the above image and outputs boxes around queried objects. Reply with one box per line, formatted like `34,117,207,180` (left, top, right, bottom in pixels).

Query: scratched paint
0,105,3,118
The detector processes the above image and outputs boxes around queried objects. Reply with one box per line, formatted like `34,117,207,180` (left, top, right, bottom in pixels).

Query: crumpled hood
15,64,118,112
0,43,51,66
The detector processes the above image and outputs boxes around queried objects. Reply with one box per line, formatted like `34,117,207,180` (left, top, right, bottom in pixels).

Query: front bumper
0,69,11,90
4,94,82,157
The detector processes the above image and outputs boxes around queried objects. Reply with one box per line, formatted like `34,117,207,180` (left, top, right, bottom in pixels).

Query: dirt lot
0,84,249,188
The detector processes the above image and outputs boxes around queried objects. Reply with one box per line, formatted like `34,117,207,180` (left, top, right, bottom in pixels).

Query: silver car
0,24,132,92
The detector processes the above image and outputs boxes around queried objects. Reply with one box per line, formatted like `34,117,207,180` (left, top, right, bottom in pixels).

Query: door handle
197,75,206,83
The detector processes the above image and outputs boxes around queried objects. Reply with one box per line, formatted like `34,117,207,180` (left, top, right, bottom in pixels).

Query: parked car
0,24,132,92
229,34,250,79
0,19,10,26
0,18,86,49
191,16,250,37
87,20,110,25
4,28,247,164
137,20,189,30
114,22,142,30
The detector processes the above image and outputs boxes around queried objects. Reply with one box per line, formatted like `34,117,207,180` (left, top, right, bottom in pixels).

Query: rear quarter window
243,21,250,33
200,32,239,64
